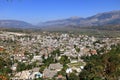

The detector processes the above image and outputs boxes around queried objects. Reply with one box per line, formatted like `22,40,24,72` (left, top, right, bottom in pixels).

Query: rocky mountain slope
39,10,120,29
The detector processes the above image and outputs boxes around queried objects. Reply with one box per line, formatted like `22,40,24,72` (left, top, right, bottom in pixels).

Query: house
11,69,43,80
70,60,78,63
56,75,65,80
0,47,4,52
49,63,63,71
43,68,57,79
43,63,63,79
90,50,97,55
31,55,42,62
66,68,72,74
12,70,31,80
11,63,18,71
29,72,42,79
29,68,43,79
32,67,40,72
80,66,84,70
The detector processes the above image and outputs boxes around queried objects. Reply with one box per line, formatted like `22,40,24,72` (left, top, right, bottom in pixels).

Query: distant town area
0,31,120,80
1,0,120,80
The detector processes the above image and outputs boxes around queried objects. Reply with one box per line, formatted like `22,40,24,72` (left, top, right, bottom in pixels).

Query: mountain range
40,10,120,29
0,20,34,29
0,10,120,30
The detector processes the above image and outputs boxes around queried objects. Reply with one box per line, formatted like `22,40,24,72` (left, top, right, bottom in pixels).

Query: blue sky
0,0,120,24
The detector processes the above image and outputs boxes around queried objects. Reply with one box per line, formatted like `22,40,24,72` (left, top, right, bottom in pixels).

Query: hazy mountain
0,20,34,29
39,16,84,28
39,10,120,29
0,10,120,30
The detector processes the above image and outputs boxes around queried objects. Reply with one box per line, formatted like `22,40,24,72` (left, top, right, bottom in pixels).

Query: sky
0,0,120,24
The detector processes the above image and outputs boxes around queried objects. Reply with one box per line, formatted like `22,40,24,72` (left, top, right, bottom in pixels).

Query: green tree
59,55,70,65
75,48,80,53
39,66,46,73
69,73,79,80
79,45,120,80
17,62,26,72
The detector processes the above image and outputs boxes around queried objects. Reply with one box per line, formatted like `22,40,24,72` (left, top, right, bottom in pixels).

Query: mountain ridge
0,10,120,30
39,10,120,29
0,20,34,29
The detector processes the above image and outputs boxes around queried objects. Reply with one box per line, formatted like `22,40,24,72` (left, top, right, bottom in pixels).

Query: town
0,31,120,80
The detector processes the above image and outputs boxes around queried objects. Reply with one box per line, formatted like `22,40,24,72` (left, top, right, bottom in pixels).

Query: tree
43,56,54,66
39,66,46,73
51,49,61,56
59,55,70,65
34,77,44,80
79,45,120,80
75,48,80,53
69,73,79,80
17,62,26,72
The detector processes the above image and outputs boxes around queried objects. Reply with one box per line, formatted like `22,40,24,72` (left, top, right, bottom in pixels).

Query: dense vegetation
79,44,120,80
0,57,12,79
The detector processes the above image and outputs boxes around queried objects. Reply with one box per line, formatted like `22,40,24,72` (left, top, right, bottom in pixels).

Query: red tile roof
0,47,4,51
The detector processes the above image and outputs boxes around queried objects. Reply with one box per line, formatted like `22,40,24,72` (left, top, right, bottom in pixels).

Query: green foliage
25,64,33,70
79,45,120,80
74,45,77,48
34,77,44,80
59,55,70,65
75,48,80,53
17,62,26,72
51,49,61,56
69,73,79,80
57,70,66,76
57,65,68,76
16,62,36,72
42,49,61,67
43,56,54,66
0,57,12,79
39,66,46,73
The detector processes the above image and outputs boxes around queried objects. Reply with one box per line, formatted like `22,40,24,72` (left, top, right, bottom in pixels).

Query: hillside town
0,31,120,80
